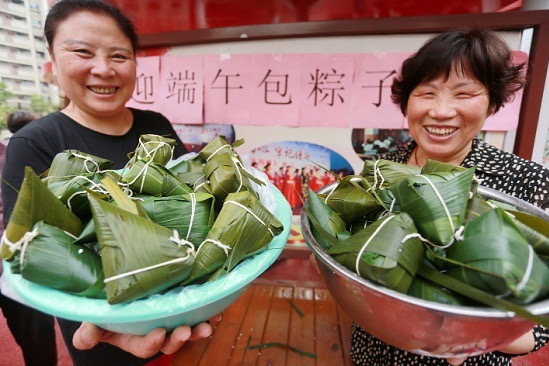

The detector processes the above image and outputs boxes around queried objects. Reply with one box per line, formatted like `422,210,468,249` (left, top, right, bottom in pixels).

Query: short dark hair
7,110,38,133
44,0,139,54
391,29,526,115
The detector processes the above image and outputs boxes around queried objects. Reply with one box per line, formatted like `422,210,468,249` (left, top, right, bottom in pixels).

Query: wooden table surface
168,283,353,366
159,256,549,366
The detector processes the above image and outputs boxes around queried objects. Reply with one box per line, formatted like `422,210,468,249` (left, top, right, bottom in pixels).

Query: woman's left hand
445,329,535,365
72,320,214,358
446,357,467,365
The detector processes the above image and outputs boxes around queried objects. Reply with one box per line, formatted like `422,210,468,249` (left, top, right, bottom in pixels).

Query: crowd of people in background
252,161,339,214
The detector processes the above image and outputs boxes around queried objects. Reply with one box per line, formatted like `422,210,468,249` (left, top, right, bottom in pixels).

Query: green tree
0,82,15,131
30,94,59,117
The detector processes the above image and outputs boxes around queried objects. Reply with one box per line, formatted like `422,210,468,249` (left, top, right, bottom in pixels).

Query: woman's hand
446,357,467,365
445,329,535,365
72,316,220,358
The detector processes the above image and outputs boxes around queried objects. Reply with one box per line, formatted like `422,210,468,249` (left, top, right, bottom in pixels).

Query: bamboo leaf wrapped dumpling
46,150,114,177
184,190,284,284
202,152,264,200
44,172,108,220
121,159,192,196
446,208,549,305
19,221,105,298
1,167,83,260
361,159,420,190
505,209,549,259
320,175,383,223
407,275,465,306
89,195,195,304
304,188,348,250
388,167,475,246
140,192,215,247
327,212,425,293
127,134,176,166
198,135,244,161
466,194,549,259
169,154,207,188
199,136,264,200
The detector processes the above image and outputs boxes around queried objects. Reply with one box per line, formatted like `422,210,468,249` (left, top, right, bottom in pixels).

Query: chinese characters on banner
352,52,410,129
126,51,526,131
159,55,203,124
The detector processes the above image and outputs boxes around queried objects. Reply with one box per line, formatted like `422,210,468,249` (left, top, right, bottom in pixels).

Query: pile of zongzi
305,159,549,323
1,134,283,304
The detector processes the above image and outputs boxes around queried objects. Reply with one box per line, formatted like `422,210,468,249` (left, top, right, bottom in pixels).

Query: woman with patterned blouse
350,29,549,366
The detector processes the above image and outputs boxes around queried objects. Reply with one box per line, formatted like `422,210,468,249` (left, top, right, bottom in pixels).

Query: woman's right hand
72,317,219,358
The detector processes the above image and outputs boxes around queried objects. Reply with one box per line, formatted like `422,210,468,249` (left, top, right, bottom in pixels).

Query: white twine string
168,229,196,251
104,230,195,283
186,193,196,241
124,161,153,193
206,144,232,162
69,152,102,174
196,238,232,257
516,245,535,292
416,174,464,247
193,179,208,192
372,159,387,190
13,228,40,266
389,197,397,213
114,181,136,197
137,140,174,162
64,176,109,210
225,200,274,237
355,215,395,276
1,228,39,256
231,157,250,193
400,226,458,249
323,185,337,205
204,144,253,194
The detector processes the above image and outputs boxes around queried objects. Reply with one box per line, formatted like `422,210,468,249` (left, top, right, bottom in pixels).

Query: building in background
0,0,58,109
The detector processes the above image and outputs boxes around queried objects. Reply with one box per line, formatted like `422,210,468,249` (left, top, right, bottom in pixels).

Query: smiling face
406,69,492,166
49,11,136,122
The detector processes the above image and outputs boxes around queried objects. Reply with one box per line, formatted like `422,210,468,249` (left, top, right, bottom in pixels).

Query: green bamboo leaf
198,135,244,161
1,167,83,260
418,264,549,327
327,212,424,293
128,134,176,166
89,194,195,304
101,177,140,216
446,208,549,304
46,150,114,177
45,172,110,220
140,192,215,247
202,153,263,200
122,160,191,196
507,210,549,257
184,191,283,284
247,342,317,359
169,154,206,187
361,159,420,190
20,221,105,298
464,193,492,224
389,167,475,246
407,274,465,305
304,188,347,250
322,175,382,223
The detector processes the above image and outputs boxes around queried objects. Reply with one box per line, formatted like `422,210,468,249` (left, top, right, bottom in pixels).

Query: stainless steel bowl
301,184,549,358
